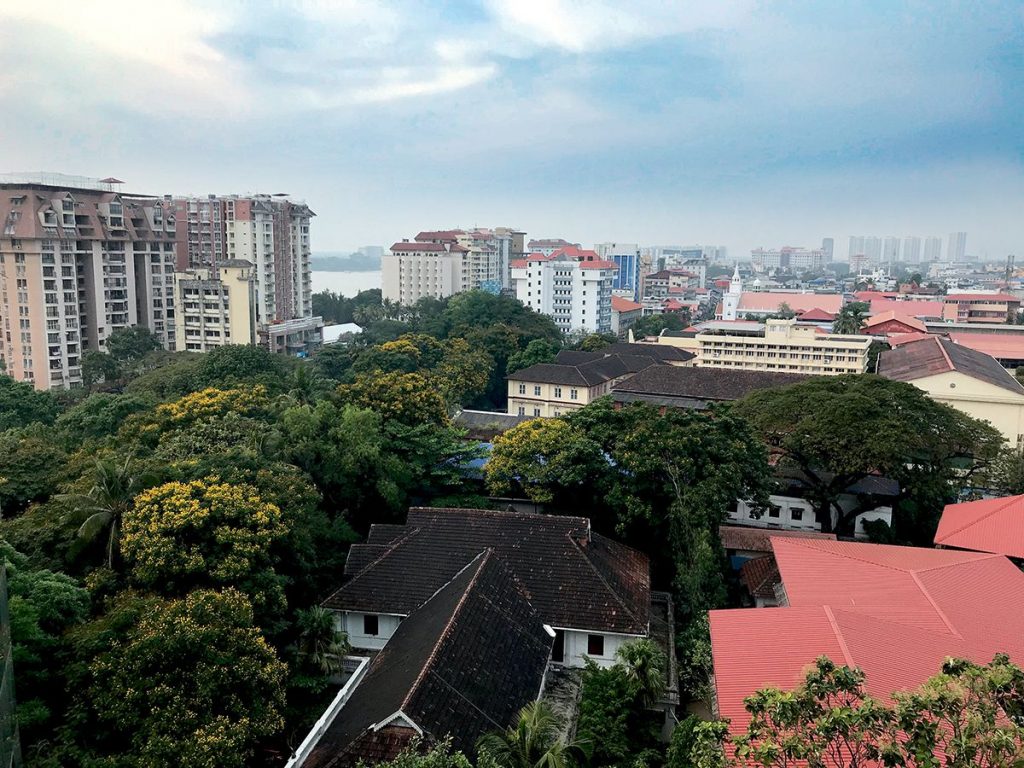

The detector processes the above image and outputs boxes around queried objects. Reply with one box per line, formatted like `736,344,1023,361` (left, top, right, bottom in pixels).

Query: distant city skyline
1,2,1020,259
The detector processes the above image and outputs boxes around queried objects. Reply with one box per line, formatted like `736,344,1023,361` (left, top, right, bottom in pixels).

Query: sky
1,1,1022,261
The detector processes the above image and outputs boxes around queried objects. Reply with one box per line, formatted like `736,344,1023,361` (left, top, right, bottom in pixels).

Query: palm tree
71,454,147,569
832,302,868,334
477,701,583,768
616,639,667,708
295,605,349,675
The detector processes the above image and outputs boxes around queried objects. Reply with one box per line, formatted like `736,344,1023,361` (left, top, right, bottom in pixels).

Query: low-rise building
610,365,806,411
172,260,257,352
934,494,1024,559
262,315,323,357
878,335,1024,445
694,319,871,375
611,296,643,336
941,292,1019,323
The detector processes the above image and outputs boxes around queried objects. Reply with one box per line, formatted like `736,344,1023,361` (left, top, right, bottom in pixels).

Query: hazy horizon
2,1,1021,260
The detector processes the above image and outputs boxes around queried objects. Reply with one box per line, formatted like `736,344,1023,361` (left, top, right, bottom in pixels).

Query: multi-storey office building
0,175,177,390
693,319,871,375
511,246,617,334
594,242,641,300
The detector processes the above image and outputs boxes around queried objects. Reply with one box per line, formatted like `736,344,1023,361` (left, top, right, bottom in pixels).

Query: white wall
729,494,893,540
336,610,404,651
560,630,636,669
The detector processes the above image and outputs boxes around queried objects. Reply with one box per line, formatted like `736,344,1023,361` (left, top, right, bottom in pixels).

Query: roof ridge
323,526,421,604
934,335,955,371
776,537,920,576
908,570,963,638
822,606,857,667
571,534,645,632
401,550,492,711
935,495,1023,542
909,550,1000,573
408,506,590,527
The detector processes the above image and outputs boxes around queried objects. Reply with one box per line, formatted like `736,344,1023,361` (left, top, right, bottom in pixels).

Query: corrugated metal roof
934,494,1024,558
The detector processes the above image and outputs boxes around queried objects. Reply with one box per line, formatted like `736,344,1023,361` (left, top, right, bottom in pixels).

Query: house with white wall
322,507,654,670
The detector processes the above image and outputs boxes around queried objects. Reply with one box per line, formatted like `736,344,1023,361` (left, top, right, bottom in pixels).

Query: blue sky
1,1,1021,259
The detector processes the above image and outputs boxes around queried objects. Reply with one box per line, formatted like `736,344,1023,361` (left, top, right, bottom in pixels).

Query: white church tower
722,264,742,320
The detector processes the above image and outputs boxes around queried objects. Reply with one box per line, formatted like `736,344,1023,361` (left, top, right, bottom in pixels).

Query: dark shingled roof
611,365,809,407
879,335,1024,396
453,409,532,439
601,342,694,363
324,507,650,635
509,354,653,387
719,525,837,555
306,551,553,768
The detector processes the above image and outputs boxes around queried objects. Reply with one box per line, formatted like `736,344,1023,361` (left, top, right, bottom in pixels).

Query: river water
311,270,382,297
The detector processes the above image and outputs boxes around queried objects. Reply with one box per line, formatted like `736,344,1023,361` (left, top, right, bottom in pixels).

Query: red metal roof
611,296,642,312
797,307,836,321
863,310,927,332
944,293,1020,303
737,292,843,314
947,331,1024,360
710,537,1024,751
935,494,1024,558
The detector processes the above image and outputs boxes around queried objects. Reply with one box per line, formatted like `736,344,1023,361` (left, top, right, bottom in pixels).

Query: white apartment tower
947,231,967,262
902,236,922,264
923,236,942,262
511,247,616,334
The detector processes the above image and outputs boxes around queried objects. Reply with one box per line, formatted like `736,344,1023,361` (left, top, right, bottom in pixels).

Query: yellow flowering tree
86,588,286,768
336,370,448,426
122,478,289,616
154,384,273,427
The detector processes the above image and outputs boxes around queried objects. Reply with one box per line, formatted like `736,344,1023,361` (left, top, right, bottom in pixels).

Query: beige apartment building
662,319,871,375
173,261,257,352
0,175,177,389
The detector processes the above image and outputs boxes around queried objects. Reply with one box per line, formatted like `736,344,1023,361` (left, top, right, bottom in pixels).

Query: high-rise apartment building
511,246,616,334
173,260,257,352
902,236,922,264
947,231,967,262
383,228,522,304
821,238,834,262
750,246,823,273
0,175,177,390
173,194,315,329
594,242,640,299
923,236,942,262
882,236,901,267
527,238,579,257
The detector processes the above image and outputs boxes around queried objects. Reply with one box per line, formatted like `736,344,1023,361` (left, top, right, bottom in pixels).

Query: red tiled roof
390,242,449,252
868,298,945,318
578,259,618,270
948,331,1024,360
863,310,927,332
611,296,642,312
549,245,598,260
887,331,934,346
944,293,1020,303
719,525,836,554
739,556,780,599
878,335,1024,394
737,292,843,314
710,537,1024,746
797,307,836,321
415,229,463,242
935,494,1024,558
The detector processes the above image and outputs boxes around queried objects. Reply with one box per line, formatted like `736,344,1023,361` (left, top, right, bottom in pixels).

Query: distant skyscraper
882,236,901,268
848,236,865,262
863,236,882,265
923,236,942,262
902,236,922,264
947,231,967,262
821,238,834,262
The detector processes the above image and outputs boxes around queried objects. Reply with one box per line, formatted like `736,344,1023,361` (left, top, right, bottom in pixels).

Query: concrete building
879,335,1024,445
173,194,314,329
526,238,578,257
610,296,643,336
882,236,901,268
923,236,942,262
750,246,824,273
689,318,871,375
821,238,834,262
594,242,640,299
511,246,616,334
173,260,257,352
947,231,968,262
902,236,922,264
0,174,177,390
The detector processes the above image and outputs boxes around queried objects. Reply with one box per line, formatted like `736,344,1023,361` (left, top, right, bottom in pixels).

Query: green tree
832,301,869,334
337,370,448,426
79,588,287,768
506,339,561,375
81,349,121,388
981,447,1024,494
485,419,607,505
293,605,349,676
68,454,150,569
121,479,289,617
54,392,158,445
477,700,582,768
0,428,67,515
616,638,667,708
0,375,60,430
435,337,494,407
733,375,1003,537
371,738,475,768
631,313,688,339
106,325,162,367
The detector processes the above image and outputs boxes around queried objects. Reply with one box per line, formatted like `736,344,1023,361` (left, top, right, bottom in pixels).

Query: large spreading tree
732,374,1002,540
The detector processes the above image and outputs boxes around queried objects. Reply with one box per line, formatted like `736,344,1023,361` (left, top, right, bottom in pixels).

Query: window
533,408,541,416
570,388,578,400
518,406,526,416
518,383,526,394
554,386,562,398
363,614,379,636
791,508,804,521
587,634,605,656
768,504,781,518
534,385,541,396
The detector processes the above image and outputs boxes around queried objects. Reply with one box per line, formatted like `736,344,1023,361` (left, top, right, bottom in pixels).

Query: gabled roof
719,525,836,555
306,551,553,768
323,508,651,635
868,298,945,318
935,494,1024,558
878,335,1024,395
797,307,836,321
710,538,1024,743
739,555,780,600
611,366,807,405
737,292,844,314
611,296,643,312
863,310,927,332
508,355,648,387
947,331,1024,361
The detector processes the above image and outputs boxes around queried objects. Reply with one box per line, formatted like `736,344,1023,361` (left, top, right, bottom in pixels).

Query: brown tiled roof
612,366,808,404
324,508,650,635
878,335,1024,395
719,525,837,555
509,354,655,387
739,555,780,600
307,551,553,767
